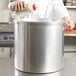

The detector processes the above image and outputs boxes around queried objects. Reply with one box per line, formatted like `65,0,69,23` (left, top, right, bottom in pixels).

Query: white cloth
8,0,70,19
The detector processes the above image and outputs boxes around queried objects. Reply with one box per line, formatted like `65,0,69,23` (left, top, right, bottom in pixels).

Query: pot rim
14,18,62,24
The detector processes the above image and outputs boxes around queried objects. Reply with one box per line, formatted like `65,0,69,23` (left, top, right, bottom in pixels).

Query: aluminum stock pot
14,18,64,73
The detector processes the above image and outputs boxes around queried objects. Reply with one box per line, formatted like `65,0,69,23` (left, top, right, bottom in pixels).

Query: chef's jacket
8,0,70,19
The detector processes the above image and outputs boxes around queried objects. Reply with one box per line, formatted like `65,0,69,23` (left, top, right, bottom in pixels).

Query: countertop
64,30,76,36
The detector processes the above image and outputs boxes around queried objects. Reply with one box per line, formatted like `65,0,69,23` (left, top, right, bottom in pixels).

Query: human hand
10,1,31,12
63,16,75,30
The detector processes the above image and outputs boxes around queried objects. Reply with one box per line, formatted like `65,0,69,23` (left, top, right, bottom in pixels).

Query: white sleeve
53,0,70,19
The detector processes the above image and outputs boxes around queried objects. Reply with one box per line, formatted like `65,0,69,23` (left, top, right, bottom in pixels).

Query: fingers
11,3,15,11
64,20,75,30
70,22,75,29
17,1,21,11
69,21,75,29
21,1,24,10
14,2,18,11
22,1,26,8
63,17,75,30
11,1,27,12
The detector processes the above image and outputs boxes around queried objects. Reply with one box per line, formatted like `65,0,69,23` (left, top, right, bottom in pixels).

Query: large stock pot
14,18,64,73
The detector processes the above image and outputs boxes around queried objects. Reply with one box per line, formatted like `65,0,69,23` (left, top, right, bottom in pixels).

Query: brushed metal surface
14,19,64,73
15,69,62,76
